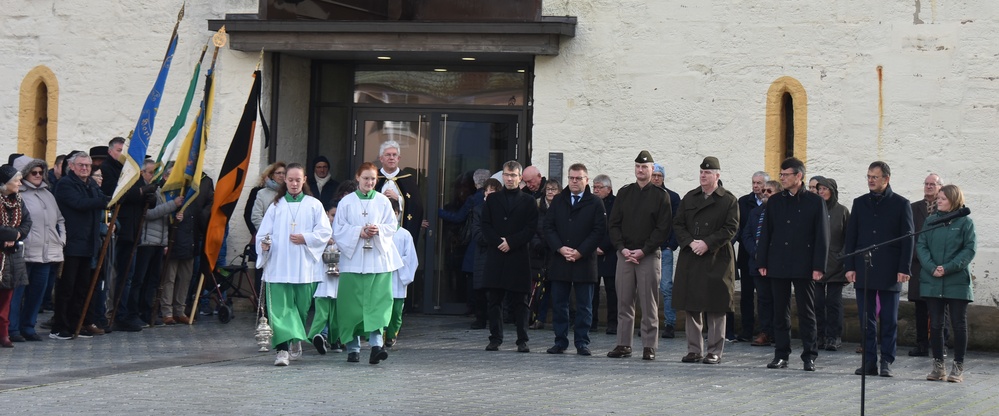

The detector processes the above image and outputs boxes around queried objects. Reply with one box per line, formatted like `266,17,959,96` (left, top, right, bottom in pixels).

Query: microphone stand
839,219,953,416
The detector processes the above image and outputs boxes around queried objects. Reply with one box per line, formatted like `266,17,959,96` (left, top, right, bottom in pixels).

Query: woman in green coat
916,184,976,383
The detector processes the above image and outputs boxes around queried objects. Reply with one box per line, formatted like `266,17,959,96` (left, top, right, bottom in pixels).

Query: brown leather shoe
606,345,632,358
702,353,721,364
751,333,771,347
643,347,656,361
84,324,105,336
175,315,191,325
681,352,704,363
163,316,176,325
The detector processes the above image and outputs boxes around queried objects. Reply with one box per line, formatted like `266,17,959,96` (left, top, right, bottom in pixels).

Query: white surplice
255,195,332,284
391,227,418,298
333,191,403,274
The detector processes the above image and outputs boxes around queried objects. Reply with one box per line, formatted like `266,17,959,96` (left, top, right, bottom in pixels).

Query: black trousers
487,289,529,345
52,256,94,334
815,282,845,341
754,274,773,337
771,277,817,361
913,299,929,345
591,275,617,330
927,298,968,362
738,265,756,338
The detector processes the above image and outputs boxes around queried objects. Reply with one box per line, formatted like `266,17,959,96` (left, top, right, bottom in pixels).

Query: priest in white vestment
256,164,332,366
334,162,403,364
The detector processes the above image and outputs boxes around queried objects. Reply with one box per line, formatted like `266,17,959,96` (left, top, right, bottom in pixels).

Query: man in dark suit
907,173,943,356
376,140,424,241
736,171,769,342
757,157,828,372
481,161,539,353
542,163,606,356
591,174,618,334
845,161,914,377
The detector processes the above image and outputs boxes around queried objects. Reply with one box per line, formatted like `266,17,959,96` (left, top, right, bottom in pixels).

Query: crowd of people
445,151,975,384
0,138,978,382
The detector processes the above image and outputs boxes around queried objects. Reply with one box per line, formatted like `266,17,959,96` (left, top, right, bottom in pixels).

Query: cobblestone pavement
1,311,998,415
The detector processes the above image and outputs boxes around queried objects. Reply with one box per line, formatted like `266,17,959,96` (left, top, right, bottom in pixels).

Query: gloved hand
141,183,159,195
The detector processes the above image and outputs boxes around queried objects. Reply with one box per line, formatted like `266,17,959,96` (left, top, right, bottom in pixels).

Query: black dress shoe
347,352,360,363
369,346,389,364
661,325,675,339
767,358,789,369
23,333,42,342
908,343,929,357
681,352,703,363
642,347,655,361
384,338,396,348
702,353,721,364
9,335,25,343
470,320,487,330
605,327,617,335
803,359,816,371
879,360,893,377
485,341,501,351
577,346,591,356
546,345,566,354
606,345,632,358
855,364,878,375
517,343,530,353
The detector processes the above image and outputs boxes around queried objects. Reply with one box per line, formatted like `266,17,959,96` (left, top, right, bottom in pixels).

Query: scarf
0,193,22,275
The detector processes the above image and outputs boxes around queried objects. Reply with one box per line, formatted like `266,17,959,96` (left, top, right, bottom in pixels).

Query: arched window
18,66,59,163
765,76,806,175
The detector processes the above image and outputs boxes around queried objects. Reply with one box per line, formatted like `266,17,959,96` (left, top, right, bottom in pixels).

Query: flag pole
188,27,228,324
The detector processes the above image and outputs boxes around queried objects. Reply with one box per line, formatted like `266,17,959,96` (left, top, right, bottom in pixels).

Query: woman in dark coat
0,166,31,348
814,177,849,351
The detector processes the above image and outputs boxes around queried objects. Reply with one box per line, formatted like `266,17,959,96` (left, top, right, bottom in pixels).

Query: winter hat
0,165,19,184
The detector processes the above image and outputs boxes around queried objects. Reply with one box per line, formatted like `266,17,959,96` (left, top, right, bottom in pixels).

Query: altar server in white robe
256,163,332,367
334,162,403,364
384,198,418,348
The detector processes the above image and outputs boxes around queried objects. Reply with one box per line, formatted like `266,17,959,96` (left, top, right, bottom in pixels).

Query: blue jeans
658,249,676,327
551,281,594,349
346,331,383,353
9,262,52,336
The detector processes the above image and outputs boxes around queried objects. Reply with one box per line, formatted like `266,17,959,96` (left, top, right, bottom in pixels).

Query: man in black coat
591,174,617,334
99,137,157,332
480,161,539,352
907,173,942,357
735,171,769,342
51,153,110,339
845,161,914,377
757,158,828,372
542,163,606,356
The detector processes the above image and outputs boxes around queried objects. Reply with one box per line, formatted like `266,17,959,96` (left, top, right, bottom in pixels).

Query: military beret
700,156,721,170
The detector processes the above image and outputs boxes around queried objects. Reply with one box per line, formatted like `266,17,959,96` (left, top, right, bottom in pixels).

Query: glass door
426,113,519,314
354,110,519,314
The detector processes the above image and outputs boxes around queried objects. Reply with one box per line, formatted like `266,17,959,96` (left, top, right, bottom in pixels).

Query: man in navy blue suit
844,161,914,378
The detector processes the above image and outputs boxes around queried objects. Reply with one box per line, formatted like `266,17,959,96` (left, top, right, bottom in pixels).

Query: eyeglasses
762,189,775,194
778,172,796,178
29,170,44,176
567,176,586,182
273,171,286,176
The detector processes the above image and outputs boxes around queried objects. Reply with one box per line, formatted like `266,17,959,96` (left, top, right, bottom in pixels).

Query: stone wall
0,0,269,263
535,0,999,307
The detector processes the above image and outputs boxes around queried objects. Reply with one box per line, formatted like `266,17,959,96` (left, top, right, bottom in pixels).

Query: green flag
154,44,208,180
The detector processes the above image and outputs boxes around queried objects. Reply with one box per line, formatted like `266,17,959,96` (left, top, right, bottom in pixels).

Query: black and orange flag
203,70,262,273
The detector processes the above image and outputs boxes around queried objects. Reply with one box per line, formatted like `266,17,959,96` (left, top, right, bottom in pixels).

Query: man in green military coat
672,156,739,365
